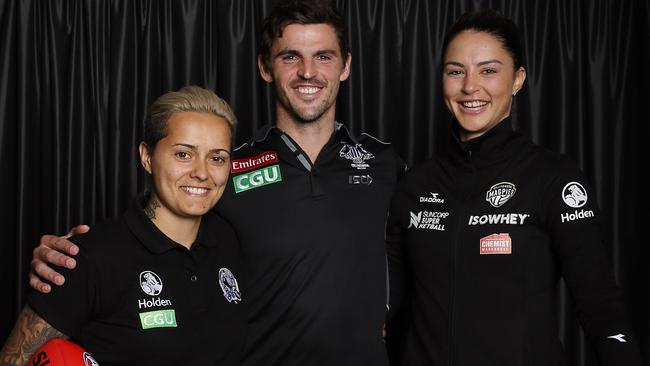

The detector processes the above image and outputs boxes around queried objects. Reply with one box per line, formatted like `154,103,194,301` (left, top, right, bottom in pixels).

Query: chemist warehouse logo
231,151,282,193
408,211,449,231
137,271,177,330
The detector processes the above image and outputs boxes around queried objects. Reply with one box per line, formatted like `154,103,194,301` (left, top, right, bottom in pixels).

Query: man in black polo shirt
29,1,405,365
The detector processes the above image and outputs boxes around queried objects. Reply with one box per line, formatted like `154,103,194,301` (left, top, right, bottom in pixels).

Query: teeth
182,187,208,195
461,100,488,108
297,87,320,94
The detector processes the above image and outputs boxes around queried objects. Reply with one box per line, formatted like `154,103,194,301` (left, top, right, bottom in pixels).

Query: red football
30,338,99,366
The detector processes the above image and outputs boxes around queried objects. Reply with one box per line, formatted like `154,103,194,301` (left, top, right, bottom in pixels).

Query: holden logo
562,182,588,208
139,271,163,296
485,182,516,208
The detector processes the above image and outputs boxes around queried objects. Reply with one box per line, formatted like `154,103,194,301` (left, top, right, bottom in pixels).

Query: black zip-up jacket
386,119,641,366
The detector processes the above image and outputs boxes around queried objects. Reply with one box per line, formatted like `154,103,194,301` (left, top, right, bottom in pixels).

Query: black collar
250,122,359,146
123,196,219,254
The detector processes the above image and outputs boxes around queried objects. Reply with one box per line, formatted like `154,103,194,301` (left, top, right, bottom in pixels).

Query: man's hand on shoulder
29,225,89,293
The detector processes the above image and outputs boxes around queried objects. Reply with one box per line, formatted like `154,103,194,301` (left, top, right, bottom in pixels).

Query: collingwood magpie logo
139,271,163,296
486,182,516,208
339,142,374,170
562,182,588,208
219,268,242,304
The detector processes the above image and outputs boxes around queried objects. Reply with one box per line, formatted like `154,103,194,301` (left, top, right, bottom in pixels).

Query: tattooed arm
0,305,68,366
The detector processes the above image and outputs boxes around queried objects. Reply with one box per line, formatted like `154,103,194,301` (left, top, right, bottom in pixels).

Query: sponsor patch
468,213,530,225
480,233,512,255
419,192,445,203
339,142,374,170
348,174,373,185
408,211,449,231
233,164,282,193
486,182,516,207
219,268,242,303
140,271,163,296
562,182,588,208
561,209,594,223
230,150,278,173
139,309,177,329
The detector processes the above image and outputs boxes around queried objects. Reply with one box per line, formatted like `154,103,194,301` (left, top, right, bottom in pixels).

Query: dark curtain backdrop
1,0,648,364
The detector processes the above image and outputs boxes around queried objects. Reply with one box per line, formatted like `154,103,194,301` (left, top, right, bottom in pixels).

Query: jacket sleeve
544,162,642,365
386,178,410,321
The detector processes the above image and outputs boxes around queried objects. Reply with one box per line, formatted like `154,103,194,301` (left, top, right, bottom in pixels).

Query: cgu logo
233,165,282,193
139,309,177,329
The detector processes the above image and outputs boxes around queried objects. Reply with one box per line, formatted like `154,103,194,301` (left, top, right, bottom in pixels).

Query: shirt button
190,275,198,282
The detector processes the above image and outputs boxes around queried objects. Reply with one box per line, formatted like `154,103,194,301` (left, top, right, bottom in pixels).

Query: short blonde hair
144,86,238,149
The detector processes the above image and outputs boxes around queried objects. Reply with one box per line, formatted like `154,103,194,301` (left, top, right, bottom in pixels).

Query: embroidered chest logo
408,211,450,231
219,268,242,304
140,270,163,296
562,182,588,208
486,182,516,207
420,192,445,203
480,233,512,255
339,142,374,170
137,271,176,329
232,165,282,193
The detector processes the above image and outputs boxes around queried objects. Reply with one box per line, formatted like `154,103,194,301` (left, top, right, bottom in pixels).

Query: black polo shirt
29,199,247,366
215,123,406,366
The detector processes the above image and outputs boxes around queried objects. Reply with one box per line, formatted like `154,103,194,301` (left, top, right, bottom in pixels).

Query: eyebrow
173,143,230,155
444,59,503,67
275,48,339,58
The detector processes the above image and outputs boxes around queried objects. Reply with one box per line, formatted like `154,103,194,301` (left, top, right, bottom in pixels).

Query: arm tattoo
0,305,68,366
144,193,161,220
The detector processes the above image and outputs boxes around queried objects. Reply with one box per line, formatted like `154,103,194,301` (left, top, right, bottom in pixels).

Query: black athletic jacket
386,118,641,366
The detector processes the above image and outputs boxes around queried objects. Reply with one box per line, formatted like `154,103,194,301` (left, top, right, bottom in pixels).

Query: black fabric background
0,1,647,364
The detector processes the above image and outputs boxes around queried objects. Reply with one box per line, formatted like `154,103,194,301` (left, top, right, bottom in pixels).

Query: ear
139,142,153,175
258,55,273,83
339,52,352,82
513,66,526,95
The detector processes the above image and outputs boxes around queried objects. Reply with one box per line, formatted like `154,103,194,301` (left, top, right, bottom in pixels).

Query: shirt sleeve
386,179,410,320
28,247,96,338
543,163,642,365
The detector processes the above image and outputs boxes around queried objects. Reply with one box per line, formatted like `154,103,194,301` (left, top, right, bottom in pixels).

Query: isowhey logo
486,182,516,207
408,211,449,231
219,268,242,303
480,233,512,255
468,213,530,226
233,165,282,193
231,151,278,173
139,309,177,329
419,192,444,203
339,142,374,170
562,182,588,208
140,271,163,296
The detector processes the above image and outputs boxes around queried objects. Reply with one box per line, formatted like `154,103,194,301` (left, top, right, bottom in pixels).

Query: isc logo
233,165,282,193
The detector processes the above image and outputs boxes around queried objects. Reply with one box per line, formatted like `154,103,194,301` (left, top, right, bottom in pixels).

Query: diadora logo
139,309,177,329
408,211,449,231
420,192,444,203
140,271,163,296
348,174,373,185
231,150,278,173
562,182,588,208
83,352,99,366
219,268,242,303
339,142,374,170
480,233,512,255
233,164,282,193
486,182,516,207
